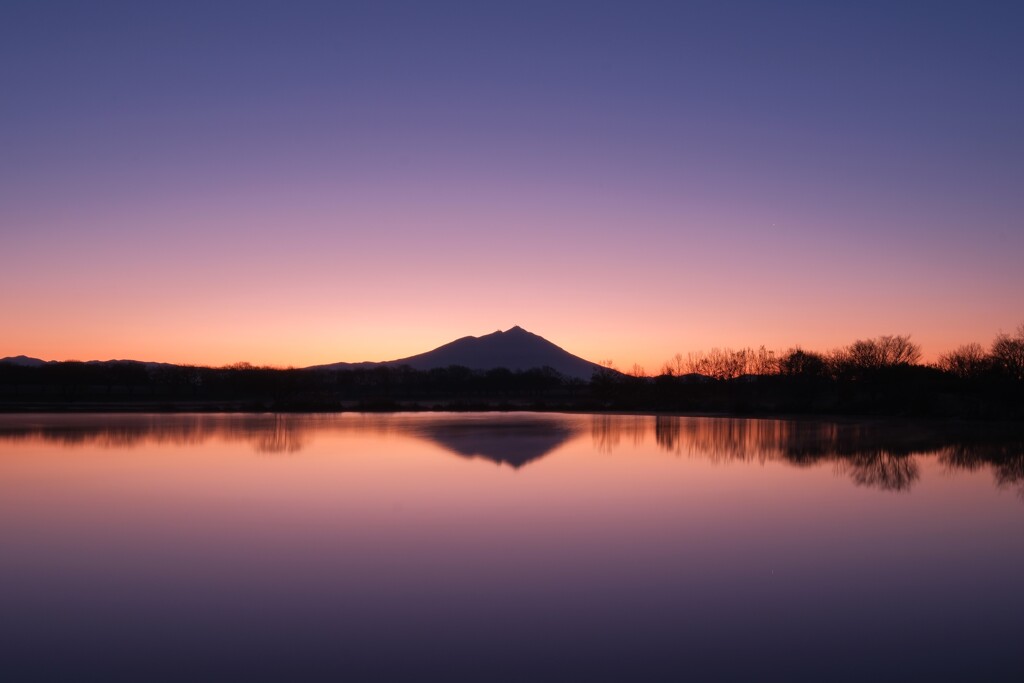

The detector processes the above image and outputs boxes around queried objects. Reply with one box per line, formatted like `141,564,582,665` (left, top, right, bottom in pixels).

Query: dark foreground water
1,413,1022,682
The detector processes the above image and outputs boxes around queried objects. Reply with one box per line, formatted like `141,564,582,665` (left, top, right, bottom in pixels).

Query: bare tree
780,347,827,377
937,343,988,379
844,335,921,370
991,324,1024,380
684,348,740,379
660,353,687,377
750,346,779,375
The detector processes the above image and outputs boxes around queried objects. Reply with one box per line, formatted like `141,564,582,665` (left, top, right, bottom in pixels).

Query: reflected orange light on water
2,414,1019,548
2,413,1023,681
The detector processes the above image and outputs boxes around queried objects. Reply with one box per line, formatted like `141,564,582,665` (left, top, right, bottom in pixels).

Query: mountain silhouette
308,326,606,380
0,355,48,367
3,327,606,380
0,355,171,369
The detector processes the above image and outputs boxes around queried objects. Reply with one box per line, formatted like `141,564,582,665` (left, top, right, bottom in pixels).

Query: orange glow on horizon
3,313,1019,373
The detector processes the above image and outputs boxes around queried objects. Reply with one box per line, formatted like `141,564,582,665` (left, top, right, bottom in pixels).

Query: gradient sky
2,1,1022,370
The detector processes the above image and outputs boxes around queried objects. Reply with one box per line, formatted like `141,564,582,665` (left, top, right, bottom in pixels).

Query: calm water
1,413,1022,682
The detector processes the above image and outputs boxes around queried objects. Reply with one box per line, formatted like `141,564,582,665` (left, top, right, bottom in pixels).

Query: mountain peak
480,325,531,340
307,327,605,380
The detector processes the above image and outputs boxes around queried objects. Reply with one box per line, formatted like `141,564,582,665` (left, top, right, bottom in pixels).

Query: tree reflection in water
0,412,1021,493
839,451,919,492
252,414,308,454
939,439,1024,495
629,415,1020,493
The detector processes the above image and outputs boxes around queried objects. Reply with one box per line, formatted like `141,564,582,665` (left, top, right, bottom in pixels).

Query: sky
2,0,1022,370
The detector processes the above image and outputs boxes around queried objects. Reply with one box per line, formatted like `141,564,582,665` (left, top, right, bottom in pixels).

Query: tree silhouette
780,348,826,377
937,343,988,379
844,335,921,370
991,324,1024,380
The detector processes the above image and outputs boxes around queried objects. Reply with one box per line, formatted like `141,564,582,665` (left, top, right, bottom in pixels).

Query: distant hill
2,327,607,380
307,326,606,380
0,355,48,367
0,355,171,369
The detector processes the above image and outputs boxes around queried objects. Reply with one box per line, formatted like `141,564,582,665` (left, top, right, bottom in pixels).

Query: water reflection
0,413,1021,493
2,413,1023,682
647,416,1022,493
409,417,582,468
941,441,1024,492
0,413,313,454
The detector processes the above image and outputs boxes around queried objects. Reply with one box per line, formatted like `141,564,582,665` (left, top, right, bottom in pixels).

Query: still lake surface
1,412,1021,682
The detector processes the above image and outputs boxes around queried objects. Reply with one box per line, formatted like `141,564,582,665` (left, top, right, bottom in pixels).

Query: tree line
0,325,1021,418
651,326,1024,383
597,326,1024,418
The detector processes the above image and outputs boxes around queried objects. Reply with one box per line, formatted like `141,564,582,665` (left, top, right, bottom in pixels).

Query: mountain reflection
0,413,1021,493
0,413,579,465
409,417,581,468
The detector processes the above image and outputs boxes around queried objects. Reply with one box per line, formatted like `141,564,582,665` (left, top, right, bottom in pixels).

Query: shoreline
1,401,1022,429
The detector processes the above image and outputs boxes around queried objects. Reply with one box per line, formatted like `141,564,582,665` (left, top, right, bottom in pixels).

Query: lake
1,412,1021,682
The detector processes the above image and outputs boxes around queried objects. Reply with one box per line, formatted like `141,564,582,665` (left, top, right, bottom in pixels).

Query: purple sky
2,1,1022,368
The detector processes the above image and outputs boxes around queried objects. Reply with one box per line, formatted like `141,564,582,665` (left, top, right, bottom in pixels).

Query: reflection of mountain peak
2,414,1021,492
411,419,579,468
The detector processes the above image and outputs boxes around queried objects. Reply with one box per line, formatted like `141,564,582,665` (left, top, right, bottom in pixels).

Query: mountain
4,327,607,380
0,355,48,367
308,326,606,380
0,355,172,368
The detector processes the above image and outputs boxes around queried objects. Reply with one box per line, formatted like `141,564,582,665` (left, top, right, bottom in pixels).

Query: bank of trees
613,327,1023,418
939,324,1024,381
0,361,576,410
656,326,1024,384
1,326,1022,418
657,335,921,380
